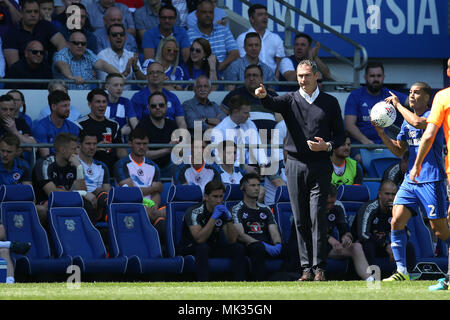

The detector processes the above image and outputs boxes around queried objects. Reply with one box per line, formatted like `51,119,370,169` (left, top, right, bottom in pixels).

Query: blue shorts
393,180,448,220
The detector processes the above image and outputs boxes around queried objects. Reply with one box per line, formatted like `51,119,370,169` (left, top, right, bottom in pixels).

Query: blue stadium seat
0,185,72,276
407,214,447,272
273,186,348,274
166,185,203,272
337,184,370,228
360,148,399,178
224,184,243,211
160,182,172,207
273,186,291,241
436,239,448,258
47,192,128,274
107,187,184,274
362,181,380,200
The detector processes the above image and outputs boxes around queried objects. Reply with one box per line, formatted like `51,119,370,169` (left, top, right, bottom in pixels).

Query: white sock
397,266,408,275
0,241,11,248
6,276,14,284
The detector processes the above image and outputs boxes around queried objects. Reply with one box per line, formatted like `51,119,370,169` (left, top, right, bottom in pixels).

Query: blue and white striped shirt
187,24,238,63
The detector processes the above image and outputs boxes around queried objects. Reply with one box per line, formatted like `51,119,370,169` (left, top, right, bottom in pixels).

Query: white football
370,101,396,128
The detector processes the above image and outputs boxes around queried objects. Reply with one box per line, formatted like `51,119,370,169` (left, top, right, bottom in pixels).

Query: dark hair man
231,173,283,281
178,179,246,281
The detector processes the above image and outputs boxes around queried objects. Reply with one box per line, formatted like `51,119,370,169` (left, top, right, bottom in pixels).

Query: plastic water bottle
0,258,7,283
142,198,155,208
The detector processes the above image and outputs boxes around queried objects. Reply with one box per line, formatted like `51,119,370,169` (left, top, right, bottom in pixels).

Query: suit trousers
285,155,332,271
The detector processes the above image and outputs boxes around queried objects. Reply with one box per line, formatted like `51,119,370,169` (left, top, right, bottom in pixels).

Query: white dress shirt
96,48,143,89
299,85,320,104
210,116,269,166
236,27,285,74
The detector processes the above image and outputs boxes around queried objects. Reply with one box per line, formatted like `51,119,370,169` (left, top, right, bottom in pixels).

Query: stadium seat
273,186,348,274
436,239,448,258
362,181,380,200
165,185,203,272
107,187,184,274
166,184,240,274
406,214,448,272
224,184,243,211
160,182,172,207
0,185,72,276
337,184,370,228
47,192,128,274
360,148,399,178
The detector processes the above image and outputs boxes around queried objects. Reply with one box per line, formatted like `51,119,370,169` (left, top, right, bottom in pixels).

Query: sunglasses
27,49,45,55
70,41,87,46
149,103,166,109
147,70,164,76
110,32,125,38
159,15,176,20
190,47,202,54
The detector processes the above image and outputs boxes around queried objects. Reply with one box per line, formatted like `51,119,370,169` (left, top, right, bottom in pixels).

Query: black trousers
180,242,247,281
246,242,267,281
285,156,332,271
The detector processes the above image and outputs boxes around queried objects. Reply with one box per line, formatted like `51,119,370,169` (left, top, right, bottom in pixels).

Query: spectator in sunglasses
142,36,189,91
185,38,219,90
2,0,67,68
52,30,120,90
94,6,138,54
5,40,52,89
97,23,145,90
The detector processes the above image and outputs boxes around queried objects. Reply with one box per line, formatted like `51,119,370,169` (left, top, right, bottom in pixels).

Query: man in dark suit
255,59,345,281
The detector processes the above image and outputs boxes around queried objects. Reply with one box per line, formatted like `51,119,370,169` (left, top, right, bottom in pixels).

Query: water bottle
0,258,7,283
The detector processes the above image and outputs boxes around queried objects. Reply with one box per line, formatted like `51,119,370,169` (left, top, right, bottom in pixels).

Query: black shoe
10,241,31,255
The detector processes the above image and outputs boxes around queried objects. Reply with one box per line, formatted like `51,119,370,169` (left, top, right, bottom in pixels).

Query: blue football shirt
106,96,136,129
130,87,184,120
32,116,80,153
397,110,446,183
345,87,407,144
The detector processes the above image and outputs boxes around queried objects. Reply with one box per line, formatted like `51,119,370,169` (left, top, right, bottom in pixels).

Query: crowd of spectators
0,0,446,283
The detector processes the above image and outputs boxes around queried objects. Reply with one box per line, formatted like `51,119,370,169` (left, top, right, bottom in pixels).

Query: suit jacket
261,90,345,164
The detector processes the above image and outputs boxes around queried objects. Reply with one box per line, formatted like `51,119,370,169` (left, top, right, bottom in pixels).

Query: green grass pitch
0,281,449,300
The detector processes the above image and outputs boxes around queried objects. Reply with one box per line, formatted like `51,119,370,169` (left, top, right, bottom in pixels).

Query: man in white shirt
279,33,331,90
210,95,269,174
236,4,285,77
97,23,145,89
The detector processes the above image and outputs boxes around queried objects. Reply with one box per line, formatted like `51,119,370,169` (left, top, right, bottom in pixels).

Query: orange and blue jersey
426,87,450,177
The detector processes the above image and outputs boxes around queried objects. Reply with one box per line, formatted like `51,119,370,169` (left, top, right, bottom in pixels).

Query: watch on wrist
326,142,332,152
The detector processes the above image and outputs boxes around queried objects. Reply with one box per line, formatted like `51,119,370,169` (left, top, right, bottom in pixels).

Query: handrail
0,78,352,88
21,142,389,170
236,0,368,87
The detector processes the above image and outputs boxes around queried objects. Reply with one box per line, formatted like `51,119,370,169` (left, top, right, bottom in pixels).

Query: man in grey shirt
182,75,226,132
224,32,274,91
82,0,135,36
93,7,138,53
